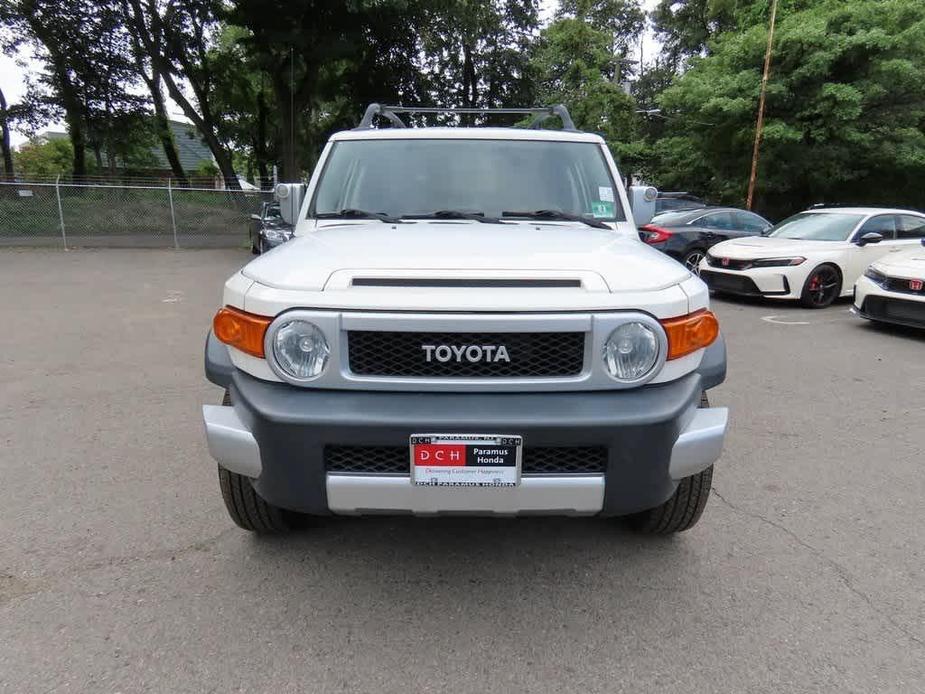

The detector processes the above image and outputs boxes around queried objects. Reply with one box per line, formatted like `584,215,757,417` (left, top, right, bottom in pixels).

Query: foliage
648,0,925,218
532,13,643,175
13,137,74,177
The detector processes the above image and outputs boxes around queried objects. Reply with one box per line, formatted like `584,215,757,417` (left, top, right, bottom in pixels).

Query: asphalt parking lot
2,248,924,693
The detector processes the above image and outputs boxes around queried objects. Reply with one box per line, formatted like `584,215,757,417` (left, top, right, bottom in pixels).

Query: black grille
882,276,925,296
700,270,762,295
863,296,925,327
325,446,607,475
707,256,752,270
347,331,585,378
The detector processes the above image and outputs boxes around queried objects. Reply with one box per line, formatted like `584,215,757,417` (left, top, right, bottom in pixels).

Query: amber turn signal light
213,306,272,358
660,309,719,360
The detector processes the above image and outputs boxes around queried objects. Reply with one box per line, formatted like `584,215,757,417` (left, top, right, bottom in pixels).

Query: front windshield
311,138,626,222
768,212,864,241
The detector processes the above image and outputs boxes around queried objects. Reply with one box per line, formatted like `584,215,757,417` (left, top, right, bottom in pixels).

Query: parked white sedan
699,208,925,308
853,239,925,329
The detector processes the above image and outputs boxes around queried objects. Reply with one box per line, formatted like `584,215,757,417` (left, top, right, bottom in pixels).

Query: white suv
202,104,728,535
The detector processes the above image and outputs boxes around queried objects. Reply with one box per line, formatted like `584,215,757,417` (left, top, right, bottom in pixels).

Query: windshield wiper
316,208,405,223
502,209,611,230
403,210,506,224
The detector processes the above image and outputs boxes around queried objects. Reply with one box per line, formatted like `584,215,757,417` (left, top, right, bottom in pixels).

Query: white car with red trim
854,239,925,329
699,208,925,308
201,104,728,536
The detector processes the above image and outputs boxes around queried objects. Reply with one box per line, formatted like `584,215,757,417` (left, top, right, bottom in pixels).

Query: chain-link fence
0,180,273,249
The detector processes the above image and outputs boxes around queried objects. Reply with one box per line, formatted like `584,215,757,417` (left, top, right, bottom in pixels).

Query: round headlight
272,320,330,380
603,322,659,381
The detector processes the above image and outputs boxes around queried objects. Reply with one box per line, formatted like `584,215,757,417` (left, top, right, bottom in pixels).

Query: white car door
845,214,903,284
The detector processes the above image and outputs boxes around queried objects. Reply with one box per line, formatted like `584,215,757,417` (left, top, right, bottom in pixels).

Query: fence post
55,174,68,250
167,177,179,249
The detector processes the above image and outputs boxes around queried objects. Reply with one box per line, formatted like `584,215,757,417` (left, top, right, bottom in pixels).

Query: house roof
159,120,214,171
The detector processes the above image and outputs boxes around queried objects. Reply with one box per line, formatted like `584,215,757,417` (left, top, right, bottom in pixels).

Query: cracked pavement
1,249,924,693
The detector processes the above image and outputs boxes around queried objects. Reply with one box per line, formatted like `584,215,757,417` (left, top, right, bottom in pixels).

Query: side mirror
920,238,925,246
628,185,658,227
857,232,884,246
275,183,306,225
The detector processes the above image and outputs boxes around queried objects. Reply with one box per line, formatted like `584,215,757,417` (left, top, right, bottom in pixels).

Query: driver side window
857,215,897,239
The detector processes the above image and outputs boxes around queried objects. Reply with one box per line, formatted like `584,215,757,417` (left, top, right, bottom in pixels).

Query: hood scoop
351,277,582,288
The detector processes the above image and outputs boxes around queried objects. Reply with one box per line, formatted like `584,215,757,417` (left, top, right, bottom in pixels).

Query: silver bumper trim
326,474,605,516
202,405,262,478
669,406,728,480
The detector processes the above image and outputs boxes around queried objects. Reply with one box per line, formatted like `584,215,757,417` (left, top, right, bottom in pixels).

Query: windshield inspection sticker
591,201,614,218
598,186,615,202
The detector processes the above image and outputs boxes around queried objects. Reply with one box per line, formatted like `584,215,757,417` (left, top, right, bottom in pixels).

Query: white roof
805,207,924,216
331,127,605,144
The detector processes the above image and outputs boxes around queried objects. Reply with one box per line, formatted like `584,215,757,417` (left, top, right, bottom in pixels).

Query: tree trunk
123,0,240,189
254,89,270,187
0,87,14,180
147,72,188,185
155,64,240,189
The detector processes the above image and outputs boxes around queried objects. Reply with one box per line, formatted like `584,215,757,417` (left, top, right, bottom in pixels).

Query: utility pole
746,0,779,211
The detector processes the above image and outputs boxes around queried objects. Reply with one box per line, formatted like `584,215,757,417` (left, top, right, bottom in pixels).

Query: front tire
628,391,713,534
800,264,841,308
217,390,293,533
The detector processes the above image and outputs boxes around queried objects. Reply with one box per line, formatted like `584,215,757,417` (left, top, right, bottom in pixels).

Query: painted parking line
761,309,856,326
761,315,811,325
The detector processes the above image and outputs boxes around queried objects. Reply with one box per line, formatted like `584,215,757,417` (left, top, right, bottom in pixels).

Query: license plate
410,434,522,487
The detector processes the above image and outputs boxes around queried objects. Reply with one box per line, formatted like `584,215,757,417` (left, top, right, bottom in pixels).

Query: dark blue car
639,206,773,275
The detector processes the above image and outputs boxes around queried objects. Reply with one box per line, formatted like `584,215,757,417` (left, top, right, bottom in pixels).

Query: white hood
241,222,691,293
872,246,925,278
711,236,845,259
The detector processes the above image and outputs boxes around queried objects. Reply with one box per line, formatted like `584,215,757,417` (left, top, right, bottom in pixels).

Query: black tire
799,264,841,308
217,390,293,533
628,391,713,534
250,236,260,254
682,249,707,275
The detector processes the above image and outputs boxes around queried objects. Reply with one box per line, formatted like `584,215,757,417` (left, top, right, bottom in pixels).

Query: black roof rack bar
354,104,577,131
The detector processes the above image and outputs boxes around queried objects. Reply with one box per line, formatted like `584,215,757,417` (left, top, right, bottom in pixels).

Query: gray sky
0,0,660,147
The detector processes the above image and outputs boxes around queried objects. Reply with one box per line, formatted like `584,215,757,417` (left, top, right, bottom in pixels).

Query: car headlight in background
263,228,294,243
271,320,330,379
603,322,660,381
864,267,887,285
750,257,806,268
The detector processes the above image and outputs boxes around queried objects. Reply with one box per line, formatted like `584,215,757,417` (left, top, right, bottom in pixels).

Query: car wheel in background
800,264,841,308
682,249,706,275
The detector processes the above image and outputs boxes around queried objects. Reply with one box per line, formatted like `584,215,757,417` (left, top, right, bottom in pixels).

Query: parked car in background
853,238,925,329
654,192,707,215
700,207,925,308
639,207,772,274
249,201,294,254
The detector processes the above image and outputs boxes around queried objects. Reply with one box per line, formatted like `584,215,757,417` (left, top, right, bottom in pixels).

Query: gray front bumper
203,332,727,517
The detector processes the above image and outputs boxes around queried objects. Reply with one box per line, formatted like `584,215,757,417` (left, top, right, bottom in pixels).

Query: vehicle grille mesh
863,296,925,325
325,446,607,475
347,331,585,378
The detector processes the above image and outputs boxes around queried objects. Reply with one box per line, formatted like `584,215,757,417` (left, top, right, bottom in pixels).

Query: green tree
418,0,539,120
13,137,73,177
2,0,151,180
532,15,643,176
649,0,925,218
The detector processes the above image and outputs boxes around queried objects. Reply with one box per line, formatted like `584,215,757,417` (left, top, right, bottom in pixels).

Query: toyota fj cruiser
203,104,728,534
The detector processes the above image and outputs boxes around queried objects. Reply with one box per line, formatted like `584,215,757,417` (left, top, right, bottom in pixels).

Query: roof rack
354,104,578,132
